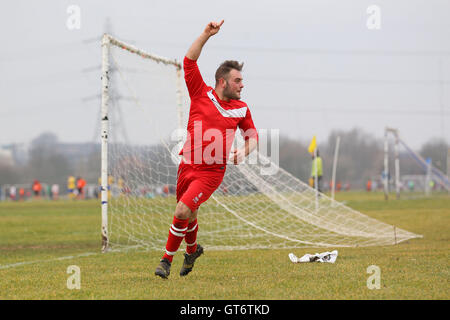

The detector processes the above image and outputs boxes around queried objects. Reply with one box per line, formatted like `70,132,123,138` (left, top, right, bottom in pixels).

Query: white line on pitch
0,245,154,270
0,252,98,270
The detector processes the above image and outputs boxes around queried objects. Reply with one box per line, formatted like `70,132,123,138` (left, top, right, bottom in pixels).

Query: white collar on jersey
207,90,247,118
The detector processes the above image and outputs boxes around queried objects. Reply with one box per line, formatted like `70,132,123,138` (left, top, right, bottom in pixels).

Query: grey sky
1,0,449,150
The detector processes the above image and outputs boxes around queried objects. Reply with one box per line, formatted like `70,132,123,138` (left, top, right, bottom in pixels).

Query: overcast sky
1,0,449,150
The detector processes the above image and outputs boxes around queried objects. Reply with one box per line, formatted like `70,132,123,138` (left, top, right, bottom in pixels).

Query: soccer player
76,177,86,200
68,176,76,200
32,180,42,199
155,20,258,279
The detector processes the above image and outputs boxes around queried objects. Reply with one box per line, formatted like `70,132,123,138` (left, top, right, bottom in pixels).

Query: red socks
162,217,199,262
162,216,189,263
185,219,198,254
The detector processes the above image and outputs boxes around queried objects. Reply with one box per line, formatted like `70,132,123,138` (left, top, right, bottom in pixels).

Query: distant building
0,148,14,166
0,143,29,165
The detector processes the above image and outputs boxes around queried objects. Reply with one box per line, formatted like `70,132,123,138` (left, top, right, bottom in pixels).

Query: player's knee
174,201,192,220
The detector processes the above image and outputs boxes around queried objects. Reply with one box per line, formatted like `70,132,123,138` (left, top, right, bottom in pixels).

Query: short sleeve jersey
181,56,258,168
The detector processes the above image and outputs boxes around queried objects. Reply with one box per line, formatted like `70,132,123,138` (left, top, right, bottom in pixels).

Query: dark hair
215,60,244,84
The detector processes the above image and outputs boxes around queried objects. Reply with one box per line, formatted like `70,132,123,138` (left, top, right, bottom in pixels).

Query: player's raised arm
186,20,224,61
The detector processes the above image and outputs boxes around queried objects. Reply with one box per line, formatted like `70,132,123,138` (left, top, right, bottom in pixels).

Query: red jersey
180,56,258,168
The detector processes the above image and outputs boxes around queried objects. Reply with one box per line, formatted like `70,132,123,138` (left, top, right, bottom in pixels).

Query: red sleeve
239,107,258,141
183,56,207,98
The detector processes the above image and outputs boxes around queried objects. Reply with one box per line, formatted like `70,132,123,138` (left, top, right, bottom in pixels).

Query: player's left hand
229,148,245,165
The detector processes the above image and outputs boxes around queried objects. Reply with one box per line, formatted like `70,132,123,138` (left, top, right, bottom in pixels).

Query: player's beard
223,81,240,100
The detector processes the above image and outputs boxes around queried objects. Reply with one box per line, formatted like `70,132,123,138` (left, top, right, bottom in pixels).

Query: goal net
383,127,449,199
101,34,422,252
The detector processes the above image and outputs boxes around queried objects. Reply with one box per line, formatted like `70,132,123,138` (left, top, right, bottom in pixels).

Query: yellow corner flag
308,135,317,154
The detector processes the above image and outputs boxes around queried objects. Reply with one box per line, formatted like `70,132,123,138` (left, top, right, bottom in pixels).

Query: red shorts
176,161,226,212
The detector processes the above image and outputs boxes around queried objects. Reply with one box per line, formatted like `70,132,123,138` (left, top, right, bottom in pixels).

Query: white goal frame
100,34,184,252
99,34,422,253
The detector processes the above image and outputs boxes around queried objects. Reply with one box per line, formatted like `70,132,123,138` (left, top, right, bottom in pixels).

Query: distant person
68,176,76,200
51,184,59,200
118,177,124,195
32,180,42,199
429,180,435,190
366,179,372,192
9,186,16,201
310,150,323,193
372,180,378,191
163,184,169,197
46,184,51,200
344,182,350,191
76,177,86,199
221,184,229,195
19,188,25,201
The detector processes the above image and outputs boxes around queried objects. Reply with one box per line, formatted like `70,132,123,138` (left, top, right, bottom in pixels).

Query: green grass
0,192,448,300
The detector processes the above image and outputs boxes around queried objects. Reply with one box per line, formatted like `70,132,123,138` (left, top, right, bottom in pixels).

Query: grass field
0,192,448,300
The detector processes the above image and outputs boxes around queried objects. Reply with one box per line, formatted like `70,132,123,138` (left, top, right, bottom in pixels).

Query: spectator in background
163,184,169,197
118,177,124,195
310,150,323,193
372,180,378,191
10,185,16,201
366,179,372,192
32,180,42,199
19,187,25,201
46,184,51,200
51,184,59,200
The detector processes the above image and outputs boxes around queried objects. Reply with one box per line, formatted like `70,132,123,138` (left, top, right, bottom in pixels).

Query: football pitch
0,192,448,300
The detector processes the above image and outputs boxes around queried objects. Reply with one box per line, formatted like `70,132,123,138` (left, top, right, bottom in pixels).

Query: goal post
100,34,109,252
383,126,450,200
100,34,422,253
100,34,183,252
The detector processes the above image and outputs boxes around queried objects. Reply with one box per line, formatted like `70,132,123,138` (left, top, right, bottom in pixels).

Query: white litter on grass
289,250,338,264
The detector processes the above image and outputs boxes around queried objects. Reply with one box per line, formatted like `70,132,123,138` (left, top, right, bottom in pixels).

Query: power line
137,39,450,57
254,106,449,116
